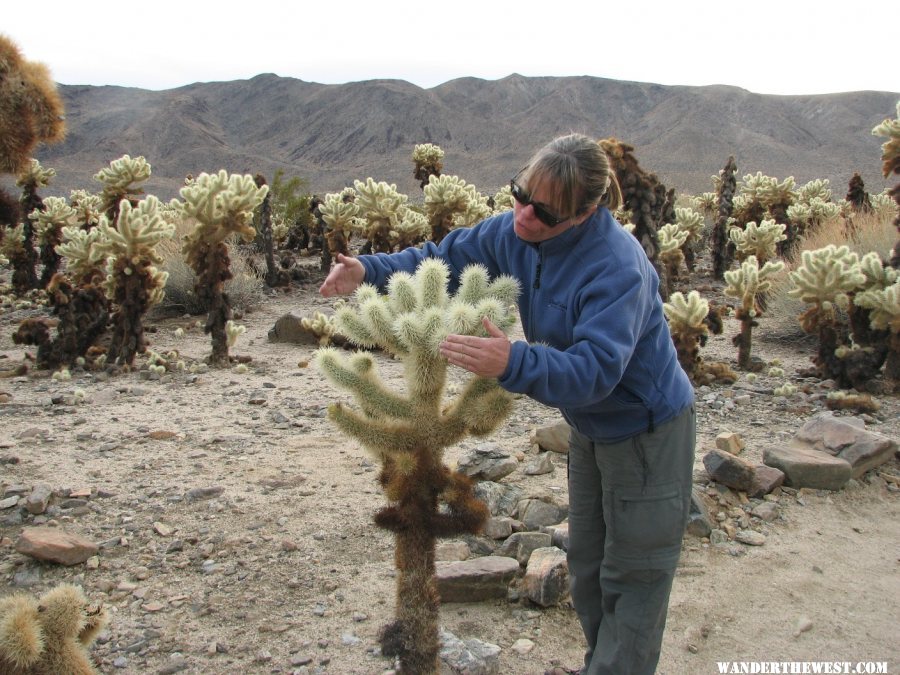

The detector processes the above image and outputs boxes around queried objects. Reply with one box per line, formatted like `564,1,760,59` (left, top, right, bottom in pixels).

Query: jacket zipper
533,246,543,289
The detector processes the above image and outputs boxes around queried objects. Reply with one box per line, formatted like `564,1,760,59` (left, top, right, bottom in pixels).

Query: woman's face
512,179,593,243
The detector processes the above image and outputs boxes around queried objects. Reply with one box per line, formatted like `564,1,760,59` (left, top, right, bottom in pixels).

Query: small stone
735,529,766,546
716,431,745,455
16,527,98,565
255,650,273,663
523,452,555,476
793,615,813,637
510,638,534,655
154,522,175,536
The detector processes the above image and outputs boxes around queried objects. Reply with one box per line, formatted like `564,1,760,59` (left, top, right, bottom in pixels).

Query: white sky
5,0,897,95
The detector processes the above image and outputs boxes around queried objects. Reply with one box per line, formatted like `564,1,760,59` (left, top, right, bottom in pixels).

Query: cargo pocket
605,482,685,566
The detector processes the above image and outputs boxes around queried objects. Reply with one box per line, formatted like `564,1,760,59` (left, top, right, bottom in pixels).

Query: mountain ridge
31,73,899,203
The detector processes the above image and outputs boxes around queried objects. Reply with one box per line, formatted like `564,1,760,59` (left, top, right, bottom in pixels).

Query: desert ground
0,252,898,675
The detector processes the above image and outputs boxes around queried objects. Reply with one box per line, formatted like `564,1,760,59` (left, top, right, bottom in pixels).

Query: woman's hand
319,254,365,297
440,317,511,378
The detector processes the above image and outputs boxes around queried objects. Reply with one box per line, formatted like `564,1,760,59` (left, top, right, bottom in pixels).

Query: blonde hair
519,133,623,217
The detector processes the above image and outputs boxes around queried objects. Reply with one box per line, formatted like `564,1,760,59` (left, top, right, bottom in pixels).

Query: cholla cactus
316,259,518,674
872,101,900,267
31,196,76,287
788,245,866,381
391,208,429,250
0,224,31,293
599,138,673,294
729,219,787,263
672,206,704,271
301,310,339,346
492,184,514,213
13,223,109,369
94,154,152,222
0,35,66,175
855,276,900,391
319,189,360,261
412,143,444,189
725,255,785,369
423,174,485,244
69,190,103,230
354,178,409,253
658,223,688,282
664,290,711,381
712,156,738,280
92,196,175,366
13,159,56,291
691,192,718,218
174,170,268,365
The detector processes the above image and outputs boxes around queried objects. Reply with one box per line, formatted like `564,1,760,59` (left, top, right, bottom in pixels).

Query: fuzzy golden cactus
412,143,444,188
788,245,867,382
657,223,688,282
855,276,900,391
319,189,360,261
31,196,76,287
93,154,151,222
492,184,514,213
872,101,900,267
0,224,31,293
68,190,103,230
663,290,709,380
175,170,267,365
729,218,787,263
316,259,518,674
13,159,57,291
0,582,108,675
0,35,66,175
354,178,409,253
712,156,738,280
725,255,785,369
423,174,486,244
93,196,175,366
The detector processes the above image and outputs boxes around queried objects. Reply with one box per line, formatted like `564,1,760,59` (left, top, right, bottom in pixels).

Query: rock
495,532,551,565
763,444,852,491
735,529,766,546
456,443,519,481
439,629,501,675
530,420,570,454
435,540,470,561
522,547,569,607
0,495,19,509
517,498,568,530
25,483,53,515
482,516,515,540
542,522,570,551
748,464,785,498
523,452,555,476
702,449,756,492
795,412,897,478
153,522,175,537
473,482,523,517
715,431,745,455
185,486,225,501
793,615,813,637
510,638,534,656
435,556,519,602
686,488,714,538
750,502,779,522
15,526,98,565
267,311,313,344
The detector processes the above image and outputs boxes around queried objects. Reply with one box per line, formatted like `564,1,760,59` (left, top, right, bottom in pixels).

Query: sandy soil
0,256,897,675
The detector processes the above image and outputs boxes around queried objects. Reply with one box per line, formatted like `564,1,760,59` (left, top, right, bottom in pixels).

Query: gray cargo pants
567,405,695,675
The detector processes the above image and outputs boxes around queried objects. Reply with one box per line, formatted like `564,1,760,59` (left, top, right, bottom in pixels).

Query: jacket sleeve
498,262,655,409
358,214,507,292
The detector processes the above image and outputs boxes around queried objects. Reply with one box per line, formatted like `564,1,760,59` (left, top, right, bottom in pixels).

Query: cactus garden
0,35,898,675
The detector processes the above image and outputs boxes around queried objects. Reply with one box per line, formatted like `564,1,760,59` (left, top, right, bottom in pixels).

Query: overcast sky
5,1,897,95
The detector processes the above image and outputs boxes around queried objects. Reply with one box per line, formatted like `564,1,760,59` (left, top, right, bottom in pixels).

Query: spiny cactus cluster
423,174,489,244
0,35,65,176
316,259,518,673
412,143,444,189
94,154,152,222
175,169,268,365
872,101,900,267
725,255,785,370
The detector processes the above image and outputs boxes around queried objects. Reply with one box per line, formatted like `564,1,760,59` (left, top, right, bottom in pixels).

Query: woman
320,133,695,675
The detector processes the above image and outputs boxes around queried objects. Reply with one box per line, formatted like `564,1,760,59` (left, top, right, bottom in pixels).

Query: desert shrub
763,210,895,340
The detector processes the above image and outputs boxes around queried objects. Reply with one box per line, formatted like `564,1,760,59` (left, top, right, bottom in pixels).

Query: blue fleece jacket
358,208,694,443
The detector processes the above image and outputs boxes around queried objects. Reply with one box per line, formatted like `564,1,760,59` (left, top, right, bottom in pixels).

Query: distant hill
30,73,899,203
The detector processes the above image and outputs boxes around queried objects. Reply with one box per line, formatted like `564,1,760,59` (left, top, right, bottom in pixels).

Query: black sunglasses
509,179,568,228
